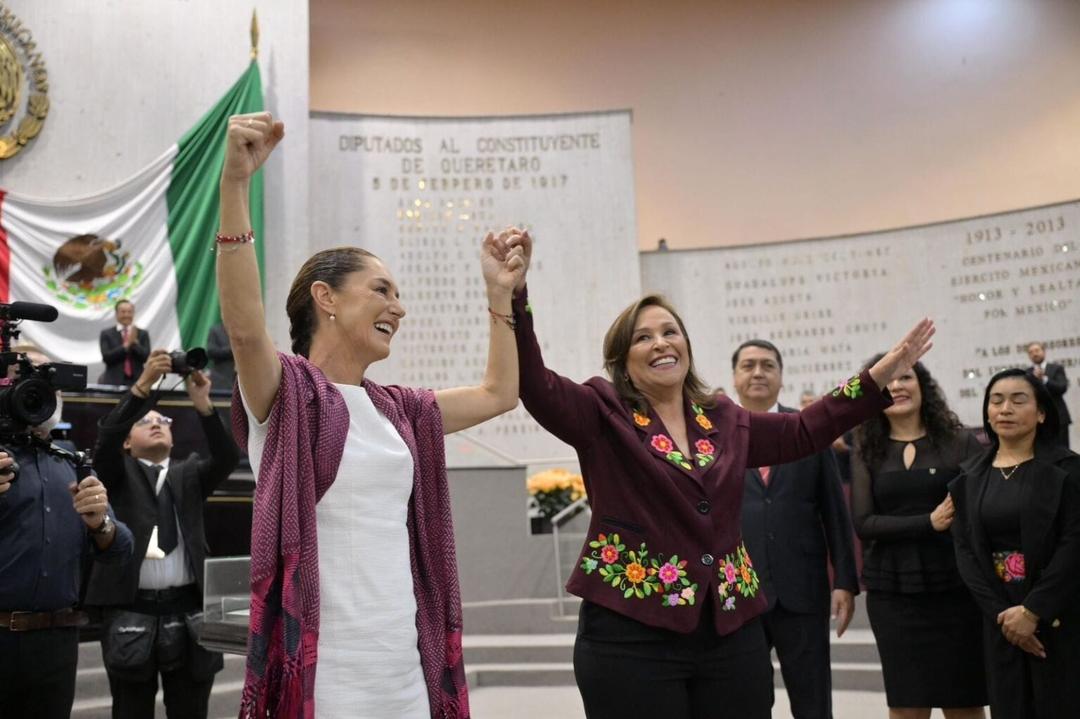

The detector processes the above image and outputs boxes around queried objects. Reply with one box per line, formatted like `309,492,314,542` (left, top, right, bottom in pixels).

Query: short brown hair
602,294,716,412
286,247,377,357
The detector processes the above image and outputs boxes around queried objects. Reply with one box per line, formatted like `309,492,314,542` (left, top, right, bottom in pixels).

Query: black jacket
950,443,1080,712
98,326,151,386
741,405,860,613
1028,362,1072,427
83,391,240,606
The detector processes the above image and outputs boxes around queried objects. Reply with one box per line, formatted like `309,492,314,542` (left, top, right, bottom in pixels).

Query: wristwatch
90,513,114,536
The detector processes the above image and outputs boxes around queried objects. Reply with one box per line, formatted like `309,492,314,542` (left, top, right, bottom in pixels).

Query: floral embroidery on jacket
694,439,716,468
692,403,713,431
632,410,651,427
581,533,699,607
832,375,863,400
993,550,1026,584
650,433,715,470
716,543,760,611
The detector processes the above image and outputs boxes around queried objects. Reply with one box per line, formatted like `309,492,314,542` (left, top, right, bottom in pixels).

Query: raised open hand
221,112,285,185
868,318,935,389
481,227,529,295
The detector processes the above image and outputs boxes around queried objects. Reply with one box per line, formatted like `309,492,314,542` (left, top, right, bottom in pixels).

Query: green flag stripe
166,61,266,350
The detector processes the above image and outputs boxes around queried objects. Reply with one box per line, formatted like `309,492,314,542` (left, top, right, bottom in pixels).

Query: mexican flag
0,61,265,373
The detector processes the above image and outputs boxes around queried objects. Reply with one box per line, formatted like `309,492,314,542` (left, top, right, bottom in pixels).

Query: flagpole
250,9,259,60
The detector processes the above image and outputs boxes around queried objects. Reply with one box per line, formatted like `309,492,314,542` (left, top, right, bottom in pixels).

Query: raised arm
216,112,284,423
509,237,603,448
434,229,525,434
746,317,934,468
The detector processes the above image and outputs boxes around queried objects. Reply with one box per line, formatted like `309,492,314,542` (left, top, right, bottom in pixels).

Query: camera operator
0,346,135,719
85,348,240,718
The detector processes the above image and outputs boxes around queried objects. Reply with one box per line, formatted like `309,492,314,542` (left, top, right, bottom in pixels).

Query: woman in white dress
217,112,526,719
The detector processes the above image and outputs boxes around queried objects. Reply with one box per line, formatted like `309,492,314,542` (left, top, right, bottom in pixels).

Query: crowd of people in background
0,109,1076,719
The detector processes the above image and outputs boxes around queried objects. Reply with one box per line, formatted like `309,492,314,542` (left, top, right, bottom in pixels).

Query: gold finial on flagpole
250,9,260,60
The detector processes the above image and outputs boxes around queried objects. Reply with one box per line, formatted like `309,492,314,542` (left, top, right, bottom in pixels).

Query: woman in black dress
951,368,1080,718
852,358,987,719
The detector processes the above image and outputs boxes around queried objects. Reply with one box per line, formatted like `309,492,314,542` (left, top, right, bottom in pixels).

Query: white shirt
243,383,428,719
136,457,197,590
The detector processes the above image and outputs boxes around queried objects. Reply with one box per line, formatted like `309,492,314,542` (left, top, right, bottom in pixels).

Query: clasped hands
998,605,1045,659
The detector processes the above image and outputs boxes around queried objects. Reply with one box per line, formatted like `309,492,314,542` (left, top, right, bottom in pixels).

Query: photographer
85,349,240,719
0,346,135,719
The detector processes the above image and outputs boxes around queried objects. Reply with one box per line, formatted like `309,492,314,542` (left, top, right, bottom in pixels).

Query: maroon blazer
514,289,892,635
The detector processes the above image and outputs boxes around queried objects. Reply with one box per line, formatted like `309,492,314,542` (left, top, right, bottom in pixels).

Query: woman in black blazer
951,368,1080,718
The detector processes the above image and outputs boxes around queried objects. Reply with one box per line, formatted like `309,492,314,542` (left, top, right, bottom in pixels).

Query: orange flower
633,411,651,427
695,414,713,431
740,566,752,585
625,562,646,584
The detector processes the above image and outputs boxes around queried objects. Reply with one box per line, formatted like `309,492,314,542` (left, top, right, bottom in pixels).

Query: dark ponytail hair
981,367,1060,449
286,247,376,357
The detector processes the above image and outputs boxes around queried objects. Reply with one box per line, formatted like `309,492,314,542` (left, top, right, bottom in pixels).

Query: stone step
463,597,582,634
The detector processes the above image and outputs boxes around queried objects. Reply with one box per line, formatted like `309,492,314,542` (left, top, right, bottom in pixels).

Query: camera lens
0,377,56,427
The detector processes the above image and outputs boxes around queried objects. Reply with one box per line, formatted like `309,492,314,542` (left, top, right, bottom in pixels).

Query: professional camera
169,347,208,376
0,301,88,440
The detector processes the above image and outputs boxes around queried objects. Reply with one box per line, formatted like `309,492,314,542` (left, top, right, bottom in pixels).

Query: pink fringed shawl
234,353,469,718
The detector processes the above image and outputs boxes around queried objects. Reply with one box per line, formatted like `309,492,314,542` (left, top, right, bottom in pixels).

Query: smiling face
319,257,406,363
733,346,782,408
115,301,134,327
884,369,922,421
987,376,1045,446
624,305,690,399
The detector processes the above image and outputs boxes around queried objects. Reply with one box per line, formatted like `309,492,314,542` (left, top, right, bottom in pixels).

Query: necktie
122,327,133,378
149,464,179,554
759,466,771,485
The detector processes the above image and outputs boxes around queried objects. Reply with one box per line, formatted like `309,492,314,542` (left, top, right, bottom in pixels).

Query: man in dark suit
1027,341,1071,448
85,349,240,719
733,339,859,719
98,299,151,386
205,321,235,391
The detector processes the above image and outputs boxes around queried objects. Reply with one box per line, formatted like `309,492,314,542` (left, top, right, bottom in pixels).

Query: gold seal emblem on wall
0,2,49,160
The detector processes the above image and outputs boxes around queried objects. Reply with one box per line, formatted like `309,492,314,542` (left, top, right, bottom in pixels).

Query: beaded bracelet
488,307,516,331
216,230,255,244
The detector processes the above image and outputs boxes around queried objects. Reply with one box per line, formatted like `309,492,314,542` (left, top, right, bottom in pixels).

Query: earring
329,313,336,321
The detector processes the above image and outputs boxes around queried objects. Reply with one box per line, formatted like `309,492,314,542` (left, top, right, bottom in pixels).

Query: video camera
0,301,88,440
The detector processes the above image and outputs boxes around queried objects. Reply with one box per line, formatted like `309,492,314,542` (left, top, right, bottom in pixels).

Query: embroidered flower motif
625,562,646,585
832,375,863,400
694,439,715,455
993,550,1026,584
582,536,698,607
715,542,760,611
651,434,674,453
658,562,680,584
650,434,700,471
633,411,651,427
692,403,714,430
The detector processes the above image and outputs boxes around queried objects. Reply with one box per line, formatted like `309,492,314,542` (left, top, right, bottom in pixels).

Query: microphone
0,302,60,322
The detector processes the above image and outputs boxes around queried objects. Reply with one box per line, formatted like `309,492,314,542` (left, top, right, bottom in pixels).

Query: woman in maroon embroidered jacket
216,112,526,719
508,236,936,718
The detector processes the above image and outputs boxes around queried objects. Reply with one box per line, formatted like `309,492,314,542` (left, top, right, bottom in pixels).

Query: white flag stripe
4,144,182,370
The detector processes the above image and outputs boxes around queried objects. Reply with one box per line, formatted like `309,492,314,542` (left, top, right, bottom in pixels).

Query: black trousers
761,602,832,719
574,601,773,719
107,666,213,719
105,585,218,719
0,626,79,719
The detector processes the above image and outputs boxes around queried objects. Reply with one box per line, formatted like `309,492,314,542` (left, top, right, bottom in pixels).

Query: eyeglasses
134,416,173,428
